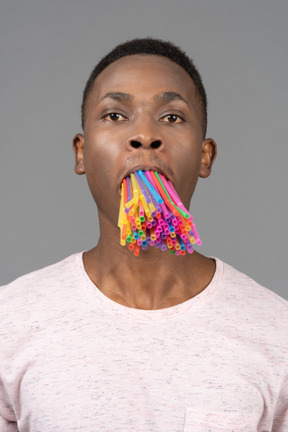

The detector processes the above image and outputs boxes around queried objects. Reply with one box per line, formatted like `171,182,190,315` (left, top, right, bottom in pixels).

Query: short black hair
81,37,207,137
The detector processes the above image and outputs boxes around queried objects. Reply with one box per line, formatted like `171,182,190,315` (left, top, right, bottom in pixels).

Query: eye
160,114,183,124
104,112,128,122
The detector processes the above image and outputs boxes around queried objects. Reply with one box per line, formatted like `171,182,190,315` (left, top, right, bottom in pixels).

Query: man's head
81,38,208,138
73,38,216,234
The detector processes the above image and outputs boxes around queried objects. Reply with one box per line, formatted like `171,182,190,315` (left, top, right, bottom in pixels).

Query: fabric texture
0,252,287,432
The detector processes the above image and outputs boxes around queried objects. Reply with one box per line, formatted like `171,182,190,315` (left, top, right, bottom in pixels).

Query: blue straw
133,230,139,240
138,170,164,204
177,234,186,251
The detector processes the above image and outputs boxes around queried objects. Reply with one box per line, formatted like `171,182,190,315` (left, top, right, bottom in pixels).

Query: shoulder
219,258,288,307
0,252,83,313
215,257,288,332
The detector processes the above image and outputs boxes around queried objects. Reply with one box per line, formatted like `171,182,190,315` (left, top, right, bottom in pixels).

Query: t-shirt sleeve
0,379,18,432
272,373,288,432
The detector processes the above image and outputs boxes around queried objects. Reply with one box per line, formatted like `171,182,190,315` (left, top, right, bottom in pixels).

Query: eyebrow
154,92,189,106
99,92,133,103
99,91,189,106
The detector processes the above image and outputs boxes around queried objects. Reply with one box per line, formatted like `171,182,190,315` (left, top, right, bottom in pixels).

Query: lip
120,164,172,190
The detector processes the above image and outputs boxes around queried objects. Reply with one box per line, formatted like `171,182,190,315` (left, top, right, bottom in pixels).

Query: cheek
171,144,202,205
84,131,120,177
82,136,121,210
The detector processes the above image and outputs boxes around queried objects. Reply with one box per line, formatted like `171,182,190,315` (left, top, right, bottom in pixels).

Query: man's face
73,54,216,228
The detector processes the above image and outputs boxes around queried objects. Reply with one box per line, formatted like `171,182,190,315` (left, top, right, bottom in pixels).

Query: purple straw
134,171,151,204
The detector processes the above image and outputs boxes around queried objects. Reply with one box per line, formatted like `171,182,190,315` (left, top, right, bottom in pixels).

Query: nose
126,116,164,151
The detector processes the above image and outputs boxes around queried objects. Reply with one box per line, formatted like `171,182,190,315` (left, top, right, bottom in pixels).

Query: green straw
155,172,190,219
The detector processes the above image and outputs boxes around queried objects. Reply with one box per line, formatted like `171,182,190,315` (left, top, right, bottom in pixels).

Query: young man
0,38,287,431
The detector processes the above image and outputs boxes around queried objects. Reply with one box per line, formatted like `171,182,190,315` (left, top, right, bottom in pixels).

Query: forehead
89,54,197,103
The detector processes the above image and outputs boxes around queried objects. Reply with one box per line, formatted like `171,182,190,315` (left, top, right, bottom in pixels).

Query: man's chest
7,326,272,431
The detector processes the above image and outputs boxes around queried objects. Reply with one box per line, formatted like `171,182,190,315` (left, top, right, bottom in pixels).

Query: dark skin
73,54,217,310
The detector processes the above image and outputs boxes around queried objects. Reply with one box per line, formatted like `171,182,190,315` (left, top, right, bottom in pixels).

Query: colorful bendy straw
118,170,201,256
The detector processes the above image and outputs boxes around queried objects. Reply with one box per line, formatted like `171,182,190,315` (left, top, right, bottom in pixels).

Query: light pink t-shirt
0,252,287,432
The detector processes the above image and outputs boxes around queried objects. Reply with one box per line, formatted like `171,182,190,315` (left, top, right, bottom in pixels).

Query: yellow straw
126,219,132,235
187,233,196,244
130,173,139,202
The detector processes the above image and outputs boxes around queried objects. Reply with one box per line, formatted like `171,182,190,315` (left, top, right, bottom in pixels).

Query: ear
72,133,85,175
199,138,217,178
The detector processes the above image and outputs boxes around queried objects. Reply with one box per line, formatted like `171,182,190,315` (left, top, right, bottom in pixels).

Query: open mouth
118,166,201,256
120,165,172,190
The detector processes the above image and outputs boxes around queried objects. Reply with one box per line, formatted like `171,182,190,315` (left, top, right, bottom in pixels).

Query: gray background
1,0,287,299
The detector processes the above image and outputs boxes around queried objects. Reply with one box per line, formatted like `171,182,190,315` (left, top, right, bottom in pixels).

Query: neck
82,221,215,310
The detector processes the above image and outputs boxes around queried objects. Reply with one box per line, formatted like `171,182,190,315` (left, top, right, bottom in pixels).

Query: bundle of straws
118,170,201,256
